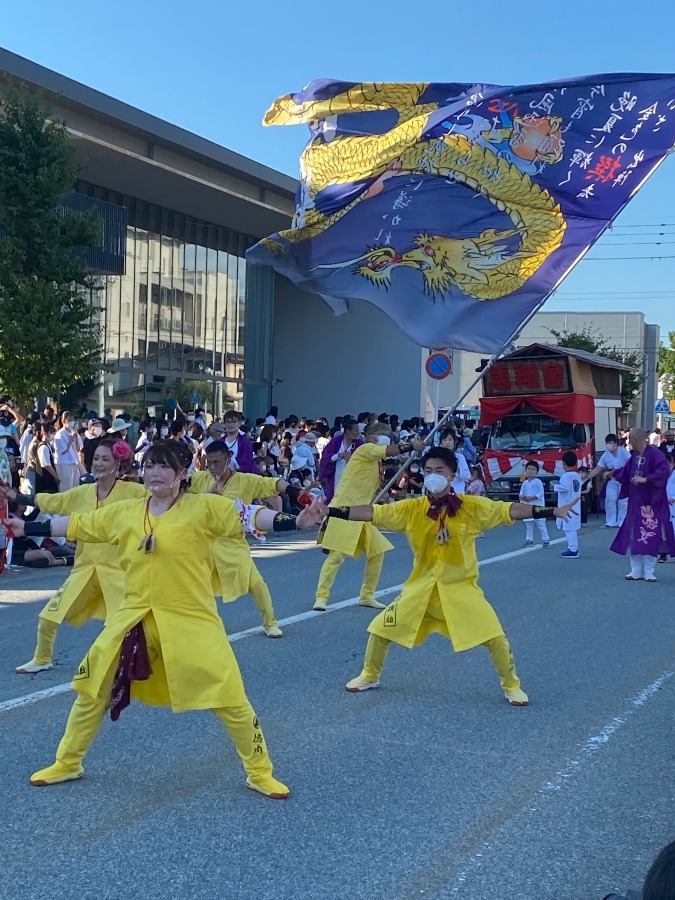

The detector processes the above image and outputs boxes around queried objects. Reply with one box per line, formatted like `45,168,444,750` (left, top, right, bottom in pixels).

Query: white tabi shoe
16,660,53,675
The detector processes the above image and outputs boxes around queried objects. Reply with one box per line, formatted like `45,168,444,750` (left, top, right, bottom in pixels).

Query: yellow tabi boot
30,761,84,786
16,618,58,673
346,635,389,692
246,775,290,799
213,703,290,800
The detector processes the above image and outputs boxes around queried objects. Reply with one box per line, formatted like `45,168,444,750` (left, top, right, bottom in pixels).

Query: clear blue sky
3,0,675,346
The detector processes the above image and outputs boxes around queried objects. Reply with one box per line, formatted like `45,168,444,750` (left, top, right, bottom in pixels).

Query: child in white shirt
518,461,550,548
554,451,582,558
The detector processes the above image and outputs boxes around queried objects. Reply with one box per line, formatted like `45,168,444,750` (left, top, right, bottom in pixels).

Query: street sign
166,399,178,410
426,352,453,380
655,397,670,413
189,390,201,405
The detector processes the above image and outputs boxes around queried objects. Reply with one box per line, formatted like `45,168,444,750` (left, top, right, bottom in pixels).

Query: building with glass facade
0,47,298,421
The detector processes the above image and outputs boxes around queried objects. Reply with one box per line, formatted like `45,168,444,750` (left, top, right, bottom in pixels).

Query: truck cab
478,344,629,505
483,405,592,504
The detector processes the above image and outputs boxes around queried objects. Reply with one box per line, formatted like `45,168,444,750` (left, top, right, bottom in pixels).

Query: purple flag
248,75,675,352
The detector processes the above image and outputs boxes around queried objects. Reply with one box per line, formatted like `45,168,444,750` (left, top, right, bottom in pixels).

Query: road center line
0,537,566,715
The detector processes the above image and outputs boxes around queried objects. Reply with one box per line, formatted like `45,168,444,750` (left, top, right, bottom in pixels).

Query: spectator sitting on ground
7,500,75,568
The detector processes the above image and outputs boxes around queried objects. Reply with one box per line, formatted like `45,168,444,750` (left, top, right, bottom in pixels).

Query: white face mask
424,473,449,495
92,426,103,437
160,428,169,438
187,415,195,423
376,435,391,446
0,438,6,449
606,443,617,452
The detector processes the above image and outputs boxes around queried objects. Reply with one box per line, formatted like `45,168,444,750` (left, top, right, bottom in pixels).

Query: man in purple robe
609,427,675,581
319,419,363,502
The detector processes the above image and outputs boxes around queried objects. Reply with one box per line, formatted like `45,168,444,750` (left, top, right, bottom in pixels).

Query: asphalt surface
0,516,673,900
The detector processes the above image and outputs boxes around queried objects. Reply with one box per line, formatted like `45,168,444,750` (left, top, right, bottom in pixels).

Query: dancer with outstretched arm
5,441,324,797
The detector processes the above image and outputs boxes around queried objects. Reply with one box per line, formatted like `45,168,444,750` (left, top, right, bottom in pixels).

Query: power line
584,255,675,261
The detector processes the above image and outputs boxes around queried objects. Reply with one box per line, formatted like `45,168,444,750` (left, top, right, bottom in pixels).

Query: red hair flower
112,440,132,461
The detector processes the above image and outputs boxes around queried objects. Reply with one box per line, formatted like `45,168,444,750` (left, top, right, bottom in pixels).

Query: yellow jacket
37,481,148,626
368,495,513,650
189,471,281,600
321,442,393,558
67,493,250,711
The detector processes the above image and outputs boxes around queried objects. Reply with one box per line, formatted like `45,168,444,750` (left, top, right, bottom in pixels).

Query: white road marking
0,537,567,715
450,669,674,893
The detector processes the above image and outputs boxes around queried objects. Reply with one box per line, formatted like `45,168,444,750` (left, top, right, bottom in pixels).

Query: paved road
0,517,673,900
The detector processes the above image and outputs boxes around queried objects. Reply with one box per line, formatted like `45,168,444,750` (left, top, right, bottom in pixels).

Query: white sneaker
16,660,53,675
312,599,327,612
504,688,529,706
346,675,380,693
263,625,283,638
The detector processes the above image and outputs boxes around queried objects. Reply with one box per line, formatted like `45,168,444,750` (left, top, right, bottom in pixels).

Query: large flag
247,75,675,353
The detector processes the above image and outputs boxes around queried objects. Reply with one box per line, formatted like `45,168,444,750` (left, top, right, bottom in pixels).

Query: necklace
138,493,181,553
211,470,233,494
96,478,117,509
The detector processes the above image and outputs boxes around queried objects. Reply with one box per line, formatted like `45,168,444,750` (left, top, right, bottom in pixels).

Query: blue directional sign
655,397,670,413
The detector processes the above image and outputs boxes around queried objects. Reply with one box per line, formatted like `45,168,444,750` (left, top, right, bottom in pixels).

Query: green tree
0,85,102,407
658,331,675,381
548,325,644,412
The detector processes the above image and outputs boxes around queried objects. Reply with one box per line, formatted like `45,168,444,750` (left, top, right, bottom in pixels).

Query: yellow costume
349,495,526,702
33,493,286,797
18,481,147,671
315,443,393,609
190,470,282,633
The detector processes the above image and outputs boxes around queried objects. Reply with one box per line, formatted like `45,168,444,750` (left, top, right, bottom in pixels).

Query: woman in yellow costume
189,440,288,637
314,422,425,611
2,437,147,675
323,447,579,705
5,441,322,797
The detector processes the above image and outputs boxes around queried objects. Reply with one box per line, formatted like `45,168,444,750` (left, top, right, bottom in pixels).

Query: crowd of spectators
0,397,484,516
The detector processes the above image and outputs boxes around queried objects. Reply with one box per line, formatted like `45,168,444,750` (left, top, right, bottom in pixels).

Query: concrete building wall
272,279,423,422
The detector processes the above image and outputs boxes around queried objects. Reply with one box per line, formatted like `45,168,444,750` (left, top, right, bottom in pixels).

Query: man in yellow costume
2,436,147,674
313,422,425,612
190,440,288,637
323,447,579,705
5,441,324,797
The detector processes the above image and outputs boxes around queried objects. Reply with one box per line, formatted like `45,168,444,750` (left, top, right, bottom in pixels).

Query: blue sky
3,0,675,345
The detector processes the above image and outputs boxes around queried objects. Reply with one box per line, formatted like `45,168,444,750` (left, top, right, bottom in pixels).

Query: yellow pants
360,632,521,692
249,563,277,629
33,617,59,665
315,551,384,605
54,614,275,781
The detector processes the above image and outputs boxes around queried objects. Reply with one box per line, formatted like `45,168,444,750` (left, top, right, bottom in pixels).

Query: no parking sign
425,352,453,380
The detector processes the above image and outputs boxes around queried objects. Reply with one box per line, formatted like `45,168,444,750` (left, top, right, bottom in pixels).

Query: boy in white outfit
585,433,631,527
554,451,582,558
518,461,550,548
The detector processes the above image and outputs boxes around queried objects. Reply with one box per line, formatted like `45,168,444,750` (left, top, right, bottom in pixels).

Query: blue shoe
560,549,579,558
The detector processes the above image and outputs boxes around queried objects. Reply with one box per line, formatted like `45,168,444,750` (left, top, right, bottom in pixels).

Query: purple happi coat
610,445,675,557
